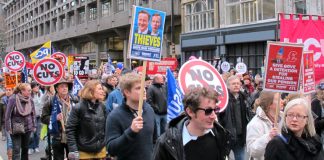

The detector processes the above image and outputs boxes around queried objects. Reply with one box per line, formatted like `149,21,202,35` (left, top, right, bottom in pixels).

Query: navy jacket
106,101,156,160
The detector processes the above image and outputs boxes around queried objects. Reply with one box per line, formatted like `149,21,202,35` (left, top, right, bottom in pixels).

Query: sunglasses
196,107,219,116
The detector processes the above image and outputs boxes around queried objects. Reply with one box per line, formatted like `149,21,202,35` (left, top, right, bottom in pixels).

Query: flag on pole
20,66,28,83
166,68,184,122
72,76,83,97
30,40,51,64
48,95,61,134
105,55,115,75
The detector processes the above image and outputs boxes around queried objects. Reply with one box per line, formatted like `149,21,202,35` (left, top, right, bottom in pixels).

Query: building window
71,0,76,7
185,0,215,32
61,16,66,30
102,0,111,17
258,0,275,20
107,36,124,50
69,12,75,26
89,7,97,21
294,0,306,14
225,0,275,25
117,0,125,12
81,42,96,53
78,8,85,24
226,42,266,75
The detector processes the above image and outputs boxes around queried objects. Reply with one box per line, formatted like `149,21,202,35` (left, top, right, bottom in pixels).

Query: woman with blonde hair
265,98,324,160
246,91,283,160
5,83,36,160
66,80,107,159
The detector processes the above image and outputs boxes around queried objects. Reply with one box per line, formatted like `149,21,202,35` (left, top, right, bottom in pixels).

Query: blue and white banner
48,95,61,134
128,6,166,62
20,66,28,83
72,76,83,97
167,68,184,122
105,55,115,75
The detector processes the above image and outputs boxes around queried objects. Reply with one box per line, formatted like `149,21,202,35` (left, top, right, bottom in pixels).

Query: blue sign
129,6,166,62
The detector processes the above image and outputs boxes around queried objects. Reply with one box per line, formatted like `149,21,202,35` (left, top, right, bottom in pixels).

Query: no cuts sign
33,58,64,86
5,51,26,72
179,59,229,112
52,52,67,66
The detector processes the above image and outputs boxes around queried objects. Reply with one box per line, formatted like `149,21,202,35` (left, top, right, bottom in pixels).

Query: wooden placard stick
15,71,18,85
138,61,147,117
274,92,281,128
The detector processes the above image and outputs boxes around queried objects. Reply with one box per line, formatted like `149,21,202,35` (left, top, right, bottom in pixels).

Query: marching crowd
0,65,323,160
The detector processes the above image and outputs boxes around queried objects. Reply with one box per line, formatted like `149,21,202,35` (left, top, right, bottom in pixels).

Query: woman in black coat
265,98,324,160
66,80,107,160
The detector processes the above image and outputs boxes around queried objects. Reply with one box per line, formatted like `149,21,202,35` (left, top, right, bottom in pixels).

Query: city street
0,132,46,160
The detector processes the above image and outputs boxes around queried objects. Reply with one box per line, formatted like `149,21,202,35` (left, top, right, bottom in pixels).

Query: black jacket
147,83,167,115
66,99,107,153
311,98,324,137
265,129,324,160
153,114,231,160
218,91,251,146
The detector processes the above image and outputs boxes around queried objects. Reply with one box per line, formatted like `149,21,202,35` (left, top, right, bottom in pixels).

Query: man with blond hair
106,72,156,160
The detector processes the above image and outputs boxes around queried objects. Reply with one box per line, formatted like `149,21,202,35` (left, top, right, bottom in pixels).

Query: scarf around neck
15,93,32,116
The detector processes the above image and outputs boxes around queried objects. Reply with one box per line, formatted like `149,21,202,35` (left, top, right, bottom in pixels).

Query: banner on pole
30,40,51,64
263,41,303,93
128,6,166,62
302,51,316,94
280,14,324,84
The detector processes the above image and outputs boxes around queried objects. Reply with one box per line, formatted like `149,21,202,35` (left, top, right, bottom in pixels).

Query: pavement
0,132,46,160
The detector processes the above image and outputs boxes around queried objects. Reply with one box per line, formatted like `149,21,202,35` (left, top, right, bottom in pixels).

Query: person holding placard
41,77,79,160
246,91,283,160
105,72,156,160
265,98,324,160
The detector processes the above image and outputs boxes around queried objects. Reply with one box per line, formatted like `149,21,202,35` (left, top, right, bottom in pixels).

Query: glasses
286,114,308,120
196,107,219,116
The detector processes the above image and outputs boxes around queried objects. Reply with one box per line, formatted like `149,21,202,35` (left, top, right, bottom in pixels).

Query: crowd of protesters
0,60,323,160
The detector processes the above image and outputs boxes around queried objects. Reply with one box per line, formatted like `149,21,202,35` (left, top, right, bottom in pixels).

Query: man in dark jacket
311,82,324,142
41,77,78,160
218,75,251,160
153,87,230,160
147,74,167,136
106,72,156,160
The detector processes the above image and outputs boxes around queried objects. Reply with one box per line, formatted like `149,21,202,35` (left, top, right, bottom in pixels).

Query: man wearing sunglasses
153,87,230,160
